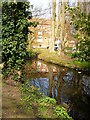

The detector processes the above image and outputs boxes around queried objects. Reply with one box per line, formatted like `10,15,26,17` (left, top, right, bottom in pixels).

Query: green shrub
20,82,73,119
55,106,73,120
27,49,37,58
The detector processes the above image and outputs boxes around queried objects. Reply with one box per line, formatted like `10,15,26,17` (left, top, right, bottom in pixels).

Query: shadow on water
25,59,90,120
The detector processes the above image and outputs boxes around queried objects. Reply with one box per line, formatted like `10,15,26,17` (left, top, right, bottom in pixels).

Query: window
38,36,42,39
38,39,43,42
38,31,42,35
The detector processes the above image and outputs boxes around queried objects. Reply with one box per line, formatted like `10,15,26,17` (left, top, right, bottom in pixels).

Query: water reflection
25,60,90,120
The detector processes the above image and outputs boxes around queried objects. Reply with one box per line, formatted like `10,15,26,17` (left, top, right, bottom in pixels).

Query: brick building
28,18,52,49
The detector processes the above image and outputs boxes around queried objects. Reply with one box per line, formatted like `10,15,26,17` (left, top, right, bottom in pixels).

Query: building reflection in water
25,60,90,120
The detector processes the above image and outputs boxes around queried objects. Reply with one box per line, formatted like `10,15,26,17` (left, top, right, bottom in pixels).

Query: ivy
2,1,34,81
67,6,90,61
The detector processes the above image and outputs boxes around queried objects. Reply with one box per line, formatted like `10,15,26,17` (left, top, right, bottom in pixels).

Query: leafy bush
38,96,56,109
55,106,72,120
27,49,37,58
20,82,73,119
67,6,90,62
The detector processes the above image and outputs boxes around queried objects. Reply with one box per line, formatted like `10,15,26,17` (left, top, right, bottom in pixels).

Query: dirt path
2,79,35,118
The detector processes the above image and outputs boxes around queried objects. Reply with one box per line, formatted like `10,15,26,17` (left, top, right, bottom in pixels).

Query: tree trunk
60,0,66,54
56,1,62,54
49,0,56,52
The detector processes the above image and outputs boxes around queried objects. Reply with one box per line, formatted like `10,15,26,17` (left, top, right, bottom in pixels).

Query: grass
73,60,90,70
33,48,90,70
34,48,70,64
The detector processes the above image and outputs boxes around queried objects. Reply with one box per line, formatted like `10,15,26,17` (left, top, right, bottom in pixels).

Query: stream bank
24,59,90,120
33,48,90,72
2,79,35,118
2,78,72,119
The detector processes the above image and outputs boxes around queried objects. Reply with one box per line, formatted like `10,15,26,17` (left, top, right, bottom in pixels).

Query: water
25,59,90,120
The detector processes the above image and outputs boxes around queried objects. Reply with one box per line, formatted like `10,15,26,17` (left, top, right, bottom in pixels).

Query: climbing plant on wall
2,1,36,81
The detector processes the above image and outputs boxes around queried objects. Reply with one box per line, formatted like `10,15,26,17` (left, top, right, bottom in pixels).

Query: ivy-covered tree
67,6,90,61
2,1,35,81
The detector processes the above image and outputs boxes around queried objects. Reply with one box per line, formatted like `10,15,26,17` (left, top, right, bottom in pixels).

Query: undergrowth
20,82,73,119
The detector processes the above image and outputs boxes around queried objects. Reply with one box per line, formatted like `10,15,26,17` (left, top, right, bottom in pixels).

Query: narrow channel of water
25,59,90,120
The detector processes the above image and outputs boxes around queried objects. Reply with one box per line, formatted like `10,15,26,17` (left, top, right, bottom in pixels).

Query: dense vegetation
2,1,89,119
67,6,90,61
2,1,35,80
2,1,72,119
20,82,73,119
